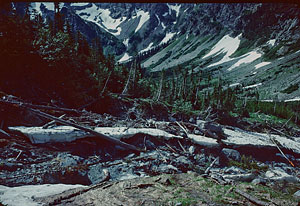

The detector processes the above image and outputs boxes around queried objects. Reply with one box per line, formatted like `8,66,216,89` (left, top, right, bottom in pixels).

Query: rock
189,146,195,154
223,173,256,182
56,153,82,168
224,166,246,174
221,148,241,162
88,165,108,184
196,120,206,129
265,169,300,183
251,178,267,185
204,122,223,135
293,190,300,199
157,164,178,173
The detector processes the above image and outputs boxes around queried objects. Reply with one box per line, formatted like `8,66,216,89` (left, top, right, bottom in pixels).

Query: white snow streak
161,22,166,29
140,42,154,53
267,39,276,46
134,10,150,33
119,53,131,63
243,83,262,89
123,38,129,47
285,97,300,102
43,2,54,11
76,4,126,36
160,32,176,45
203,34,242,67
228,50,262,71
255,62,271,69
0,184,87,206
71,3,89,7
168,4,181,18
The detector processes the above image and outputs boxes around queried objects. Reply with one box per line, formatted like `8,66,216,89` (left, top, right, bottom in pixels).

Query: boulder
221,148,241,162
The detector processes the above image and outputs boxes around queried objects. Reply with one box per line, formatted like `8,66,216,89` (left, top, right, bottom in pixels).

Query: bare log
235,188,269,206
205,157,219,175
28,108,140,152
0,99,140,152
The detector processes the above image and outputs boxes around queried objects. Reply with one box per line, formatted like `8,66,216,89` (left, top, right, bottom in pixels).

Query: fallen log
0,99,140,152
27,108,140,152
235,188,269,206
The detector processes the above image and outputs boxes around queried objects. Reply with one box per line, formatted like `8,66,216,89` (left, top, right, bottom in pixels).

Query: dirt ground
36,172,299,206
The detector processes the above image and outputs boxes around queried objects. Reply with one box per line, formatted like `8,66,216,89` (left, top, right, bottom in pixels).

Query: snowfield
203,34,242,67
118,53,131,63
160,32,176,45
228,50,262,71
140,42,154,53
168,4,181,18
75,4,127,36
134,10,150,33
255,61,271,69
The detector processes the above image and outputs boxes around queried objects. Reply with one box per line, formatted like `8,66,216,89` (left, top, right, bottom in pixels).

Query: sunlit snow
161,22,166,29
255,62,271,69
267,39,276,46
0,184,87,206
123,38,129,47
228,50,262,71
168,4,181,18
71,3,89,7
140,42,154,53
285,97,300,102
243,83,262,89
76,4,127,36
134,10,150,33
119,53,131,63
203,34,242,67
43,2,55,11
160,32,176,45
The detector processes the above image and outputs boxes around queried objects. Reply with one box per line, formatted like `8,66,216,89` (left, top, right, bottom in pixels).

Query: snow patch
203,34,242,67
134,10,150,33
71,3,89,7
161,22,166,29
140,42,154,53
76,4,127,36
168,4,181,18
267,39,276,46
160,32,176,45
0,184,87,206
43,2,55,11
243,83,262,89
285,97,300,102
255,62,271,69
123,38,129,47
118,53,132,63
228,50,262,71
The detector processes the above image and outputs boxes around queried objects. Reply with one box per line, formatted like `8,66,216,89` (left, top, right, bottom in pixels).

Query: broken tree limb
0,99,81,114
27,108,141,152
235,188,269,206
205,157,219,175
42,114,65,129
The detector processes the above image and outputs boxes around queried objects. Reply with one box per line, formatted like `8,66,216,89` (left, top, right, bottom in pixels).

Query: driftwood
0,99,140,152
204,157,219,175
235,188,269,206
